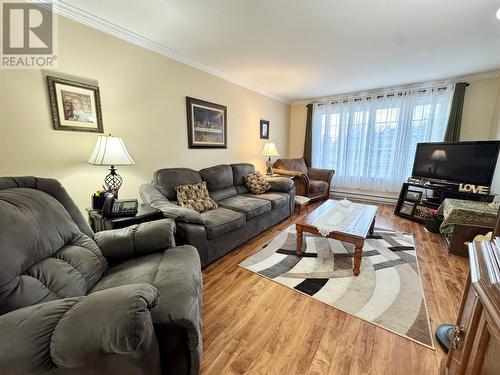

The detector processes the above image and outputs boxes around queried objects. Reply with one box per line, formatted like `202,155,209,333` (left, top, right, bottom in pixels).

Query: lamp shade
261,142,279,157
88,135,135,166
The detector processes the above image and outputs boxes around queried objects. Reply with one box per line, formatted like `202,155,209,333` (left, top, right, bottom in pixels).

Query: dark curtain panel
303,104,313,167
444,82,468,142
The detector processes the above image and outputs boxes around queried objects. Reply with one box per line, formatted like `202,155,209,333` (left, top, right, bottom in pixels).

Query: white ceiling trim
36,0,290,103
291,69,500,105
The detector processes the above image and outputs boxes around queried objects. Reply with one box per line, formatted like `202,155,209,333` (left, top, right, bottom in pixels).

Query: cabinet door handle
451,325,465,350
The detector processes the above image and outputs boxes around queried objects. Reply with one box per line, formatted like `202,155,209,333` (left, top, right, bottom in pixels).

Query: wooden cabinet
441,240,500,374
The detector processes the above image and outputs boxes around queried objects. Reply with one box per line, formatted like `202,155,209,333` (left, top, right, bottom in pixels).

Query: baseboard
330,189,398,205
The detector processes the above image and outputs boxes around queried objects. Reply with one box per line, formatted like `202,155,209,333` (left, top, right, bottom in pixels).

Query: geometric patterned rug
239,225,435,349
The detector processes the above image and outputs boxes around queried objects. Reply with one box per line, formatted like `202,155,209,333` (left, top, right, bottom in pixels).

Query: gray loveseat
140,163,295,267
0,177,202,375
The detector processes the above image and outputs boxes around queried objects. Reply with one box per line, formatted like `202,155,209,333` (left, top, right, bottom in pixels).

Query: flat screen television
411,141,500,186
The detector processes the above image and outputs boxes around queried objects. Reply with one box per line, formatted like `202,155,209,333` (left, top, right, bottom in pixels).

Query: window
311,86,453,193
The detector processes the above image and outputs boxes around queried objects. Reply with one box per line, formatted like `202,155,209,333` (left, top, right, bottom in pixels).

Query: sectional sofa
140,163,295,267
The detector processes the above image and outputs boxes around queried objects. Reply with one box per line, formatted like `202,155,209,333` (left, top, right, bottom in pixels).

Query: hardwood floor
200,202,469,374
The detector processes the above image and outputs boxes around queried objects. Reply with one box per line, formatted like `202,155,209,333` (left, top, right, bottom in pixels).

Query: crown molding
35,0,289,104
290,69,500,105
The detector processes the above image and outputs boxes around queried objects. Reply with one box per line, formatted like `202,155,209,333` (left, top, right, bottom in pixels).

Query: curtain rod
309,81,469,106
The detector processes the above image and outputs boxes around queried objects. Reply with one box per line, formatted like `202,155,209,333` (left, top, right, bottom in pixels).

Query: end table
87,204,164,232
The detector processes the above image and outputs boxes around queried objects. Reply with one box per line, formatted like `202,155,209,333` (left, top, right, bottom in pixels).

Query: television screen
412,141,500,186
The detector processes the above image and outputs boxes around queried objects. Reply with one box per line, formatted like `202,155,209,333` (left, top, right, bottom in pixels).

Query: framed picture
399,203,415,216
47,75,103,133
260,120,269,139
405,190,422,202
186,97,227,148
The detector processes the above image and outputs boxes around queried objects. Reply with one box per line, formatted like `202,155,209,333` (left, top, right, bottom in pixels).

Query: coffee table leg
369,217,376,236
296,224,303,256
353,241,363,276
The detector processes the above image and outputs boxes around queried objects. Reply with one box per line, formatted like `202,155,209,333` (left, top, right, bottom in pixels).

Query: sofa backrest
199,164,238,201
273,158,308,174
154,168,202,201
0,181,108,315
0,176,95,238
231,163,255,194
152,163,258,202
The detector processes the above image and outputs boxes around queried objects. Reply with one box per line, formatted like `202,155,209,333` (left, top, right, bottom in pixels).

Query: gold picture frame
47,75,104,133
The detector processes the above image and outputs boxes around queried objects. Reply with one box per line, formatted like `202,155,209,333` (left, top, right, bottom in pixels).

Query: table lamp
261,142,279,175
88,134,135,196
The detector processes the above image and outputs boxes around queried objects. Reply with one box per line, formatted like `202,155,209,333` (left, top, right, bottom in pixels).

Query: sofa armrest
0,284,158,373
273,168,310,196
266,176,294,193
149,245,203,375
140,183,205,225
94,219,176,262
307,167,335,184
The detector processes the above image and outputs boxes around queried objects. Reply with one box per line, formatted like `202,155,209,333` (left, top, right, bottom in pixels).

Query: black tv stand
394,181,495,222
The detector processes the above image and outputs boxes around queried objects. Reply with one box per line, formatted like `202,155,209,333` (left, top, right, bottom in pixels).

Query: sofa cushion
199,165,234,192
91,245,202,358
176,182,218,213
200,207,246,239
154,168,202,201
273,158,308,174
243,172,271,194
244,192,289,209
218,195,271,220
309,180,329,194
210,186,238,202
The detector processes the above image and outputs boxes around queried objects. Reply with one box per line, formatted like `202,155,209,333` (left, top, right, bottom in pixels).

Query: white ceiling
62,0,500,102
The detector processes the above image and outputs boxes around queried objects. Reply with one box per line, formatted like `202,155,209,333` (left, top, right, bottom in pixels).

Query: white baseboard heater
330,189,398,205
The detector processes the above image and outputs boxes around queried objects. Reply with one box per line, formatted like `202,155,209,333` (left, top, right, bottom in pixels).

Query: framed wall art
186,97,227,148
47,75,103,133
399,203,415,216
405,190,423,202
260,119,269,139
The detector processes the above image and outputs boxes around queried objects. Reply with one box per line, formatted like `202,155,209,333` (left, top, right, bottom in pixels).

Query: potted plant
422,208,443,234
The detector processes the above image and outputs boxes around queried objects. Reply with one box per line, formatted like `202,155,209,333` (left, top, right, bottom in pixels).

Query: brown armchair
272,158,335,201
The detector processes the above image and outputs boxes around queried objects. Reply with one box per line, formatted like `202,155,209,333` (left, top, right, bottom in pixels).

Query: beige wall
460,77,500,141
0,17,290,212
485,80,500,194
289,103,308,158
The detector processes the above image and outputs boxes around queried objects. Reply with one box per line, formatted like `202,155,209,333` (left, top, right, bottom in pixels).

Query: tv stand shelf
394,182,494,222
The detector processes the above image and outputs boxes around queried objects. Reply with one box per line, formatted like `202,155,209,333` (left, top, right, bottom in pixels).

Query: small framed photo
186,97,227,148
260,120,269,139
400,203,415,216
405,190,422,202
47,75,103,133
414,205,427,219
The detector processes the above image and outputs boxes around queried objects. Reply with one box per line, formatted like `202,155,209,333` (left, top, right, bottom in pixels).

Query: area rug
239,225,434,349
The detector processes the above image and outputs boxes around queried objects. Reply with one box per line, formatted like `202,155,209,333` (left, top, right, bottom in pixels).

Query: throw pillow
243,172,271,194
175,181,218,213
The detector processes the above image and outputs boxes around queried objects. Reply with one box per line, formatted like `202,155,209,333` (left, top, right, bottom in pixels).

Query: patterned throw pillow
175,181,218,213
243,172,271,194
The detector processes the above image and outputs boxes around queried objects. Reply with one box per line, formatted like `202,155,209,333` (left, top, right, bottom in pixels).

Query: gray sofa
0,177,202,375
140,163,295,267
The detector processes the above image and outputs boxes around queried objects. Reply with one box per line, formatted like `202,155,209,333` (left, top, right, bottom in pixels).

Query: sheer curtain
311,86,454,193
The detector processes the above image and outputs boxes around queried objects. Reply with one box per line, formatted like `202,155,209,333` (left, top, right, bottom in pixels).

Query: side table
87,204,164,232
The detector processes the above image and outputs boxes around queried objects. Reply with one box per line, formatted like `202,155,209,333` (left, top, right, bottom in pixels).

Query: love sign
458,184,490,195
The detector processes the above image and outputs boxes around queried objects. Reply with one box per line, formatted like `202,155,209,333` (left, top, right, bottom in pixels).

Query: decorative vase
424,219,441,234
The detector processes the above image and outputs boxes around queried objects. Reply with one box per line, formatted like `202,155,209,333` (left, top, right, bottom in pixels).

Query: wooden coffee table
296,199,378,276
